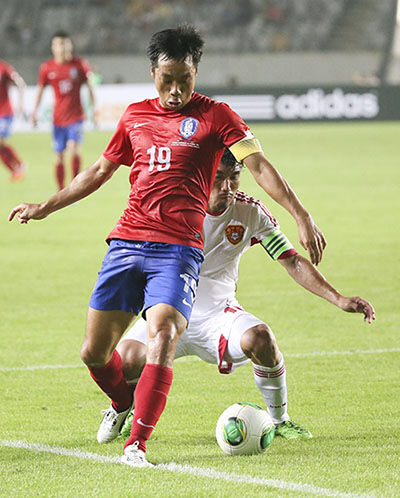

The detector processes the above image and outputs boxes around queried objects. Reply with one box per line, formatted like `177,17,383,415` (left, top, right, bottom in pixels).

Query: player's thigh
82,307,136,363
143,242,203,325
175,315,220,364
89,240,147,315
66,121,83,151
122,316,200,361
67,140,81,156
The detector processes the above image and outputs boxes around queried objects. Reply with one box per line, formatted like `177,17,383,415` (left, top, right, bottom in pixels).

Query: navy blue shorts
52,120,83,152
89,239,204,322
0,116,13,138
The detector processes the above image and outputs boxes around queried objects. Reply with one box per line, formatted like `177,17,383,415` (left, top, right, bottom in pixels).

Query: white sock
252,358,289,425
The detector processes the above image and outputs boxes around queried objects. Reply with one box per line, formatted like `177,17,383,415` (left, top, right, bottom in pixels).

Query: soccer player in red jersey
32,31,96,190
0,60,27,181
10,26,327,467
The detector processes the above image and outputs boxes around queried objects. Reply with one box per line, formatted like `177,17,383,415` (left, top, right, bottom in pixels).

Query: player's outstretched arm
278,254,375,323
9,156,120,224
244,152,326,265
10,70,26,115
31,85,45,127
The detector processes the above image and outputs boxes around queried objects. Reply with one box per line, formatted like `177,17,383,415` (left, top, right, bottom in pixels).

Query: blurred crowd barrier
8,83,400,132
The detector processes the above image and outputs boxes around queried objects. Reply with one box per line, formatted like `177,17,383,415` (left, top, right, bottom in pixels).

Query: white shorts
120,304,264,374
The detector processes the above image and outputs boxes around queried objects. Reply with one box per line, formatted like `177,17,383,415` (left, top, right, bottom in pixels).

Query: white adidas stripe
0,440,377,498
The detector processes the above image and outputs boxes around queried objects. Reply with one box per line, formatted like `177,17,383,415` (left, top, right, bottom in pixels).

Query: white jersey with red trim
193,190,279,319
122,189,296,375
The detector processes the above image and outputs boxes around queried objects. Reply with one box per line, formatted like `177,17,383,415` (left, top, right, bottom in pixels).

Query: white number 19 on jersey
147,145,171,172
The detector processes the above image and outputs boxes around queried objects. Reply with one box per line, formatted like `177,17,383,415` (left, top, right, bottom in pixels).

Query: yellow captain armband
261,229,294,260
229,137,263,162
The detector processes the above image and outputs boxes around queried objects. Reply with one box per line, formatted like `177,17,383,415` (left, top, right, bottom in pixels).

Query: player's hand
92,108,99,128
31,112,38,128
339,296,376,324
8,203,48,224
298,215,326,266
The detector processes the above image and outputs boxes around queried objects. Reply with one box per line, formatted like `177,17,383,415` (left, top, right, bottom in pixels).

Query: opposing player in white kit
113,149,375,440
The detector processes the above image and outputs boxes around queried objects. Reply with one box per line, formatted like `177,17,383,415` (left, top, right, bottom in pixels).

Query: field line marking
0,348,399,373
0,439,377,498
0,364,84,372
285,348,400,358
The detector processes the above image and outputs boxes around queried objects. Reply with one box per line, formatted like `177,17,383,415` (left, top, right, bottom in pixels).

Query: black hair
147,25,204,68
52,30,70,40
221,148,243,169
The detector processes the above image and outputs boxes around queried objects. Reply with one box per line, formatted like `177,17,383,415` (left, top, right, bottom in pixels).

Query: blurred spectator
0,0,394,56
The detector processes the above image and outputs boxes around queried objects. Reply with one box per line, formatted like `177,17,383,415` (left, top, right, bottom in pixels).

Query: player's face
51,37,73,62
151,55,197,111
207,162,242,214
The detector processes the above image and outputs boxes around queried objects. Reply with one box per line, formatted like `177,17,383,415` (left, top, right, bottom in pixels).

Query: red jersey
38,56,90,126
103,92,251,249
0,60,18,118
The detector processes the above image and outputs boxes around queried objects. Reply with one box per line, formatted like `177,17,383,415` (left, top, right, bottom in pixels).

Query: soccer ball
216,402,275,455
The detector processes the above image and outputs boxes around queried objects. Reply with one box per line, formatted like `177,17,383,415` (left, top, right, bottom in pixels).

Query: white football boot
121,441,154,468
97,403,132,443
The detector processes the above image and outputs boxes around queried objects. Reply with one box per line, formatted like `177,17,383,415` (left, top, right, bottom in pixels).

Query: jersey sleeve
80,58,91,81
213,102,263,162
103,111,134,166
4,62,16,81
250,200,297,260
37,63,48,86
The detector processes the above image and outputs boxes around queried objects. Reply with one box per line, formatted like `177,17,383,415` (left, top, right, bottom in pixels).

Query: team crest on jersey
180,117,199,139
69,67,78,79
225,225,245,245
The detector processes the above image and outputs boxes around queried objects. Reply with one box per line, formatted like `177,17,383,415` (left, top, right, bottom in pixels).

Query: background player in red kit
9,26,326,468
0,60,27,181
32,31,96,190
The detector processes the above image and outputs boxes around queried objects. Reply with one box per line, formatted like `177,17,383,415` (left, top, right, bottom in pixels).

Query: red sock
72,154,81,177
0,144,21,171
55,162,65,190
124,363,173,453
88,350,133,412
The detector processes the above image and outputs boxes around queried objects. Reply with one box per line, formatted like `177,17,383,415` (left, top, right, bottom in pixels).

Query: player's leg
122,243,202,466
0,135,14,173
123,304,186,454
81,308,136,401
0,119,26,180
81,308,137,443
118,338,147,382
53,125,67,190
238,323,289,424
54,151,65,190
84,239,147,443
115,337,146,439
226,311,312,439
117,316,193,441
67,121,83,178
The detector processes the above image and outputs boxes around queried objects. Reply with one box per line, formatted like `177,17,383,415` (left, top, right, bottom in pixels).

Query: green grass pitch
0,122,399,498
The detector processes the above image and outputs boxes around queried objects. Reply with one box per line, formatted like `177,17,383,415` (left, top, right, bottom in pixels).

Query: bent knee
117,340,146,380
80,342,112,367
240,324,281,365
